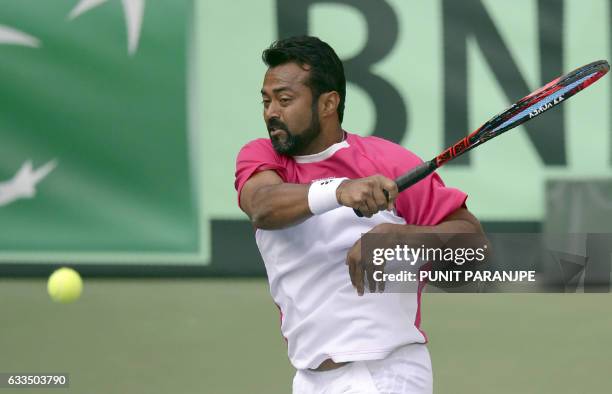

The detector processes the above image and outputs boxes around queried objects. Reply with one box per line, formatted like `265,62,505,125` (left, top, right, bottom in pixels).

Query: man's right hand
336,175,398,218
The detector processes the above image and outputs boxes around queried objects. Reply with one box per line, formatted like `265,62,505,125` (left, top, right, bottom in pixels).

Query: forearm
378,220,482,237
241,172,399,229
248,183,311,229
372,208,486,253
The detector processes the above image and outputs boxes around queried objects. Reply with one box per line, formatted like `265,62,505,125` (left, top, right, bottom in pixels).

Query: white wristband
308,177,348,215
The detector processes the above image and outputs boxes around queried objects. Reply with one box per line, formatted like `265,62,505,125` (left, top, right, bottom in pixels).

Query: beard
267,105,321,156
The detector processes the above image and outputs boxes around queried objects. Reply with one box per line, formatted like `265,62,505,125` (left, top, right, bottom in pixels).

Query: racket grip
352,160,437,217
395,160,437,192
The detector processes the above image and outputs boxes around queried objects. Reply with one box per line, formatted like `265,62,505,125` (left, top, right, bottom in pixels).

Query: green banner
0,0,202,264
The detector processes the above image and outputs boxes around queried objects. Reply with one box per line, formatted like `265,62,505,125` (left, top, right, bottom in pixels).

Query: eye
279,97,292,105
262,99,270,108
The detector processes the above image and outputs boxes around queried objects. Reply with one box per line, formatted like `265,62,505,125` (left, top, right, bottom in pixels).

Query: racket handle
395,160,437,192
353,160,437,217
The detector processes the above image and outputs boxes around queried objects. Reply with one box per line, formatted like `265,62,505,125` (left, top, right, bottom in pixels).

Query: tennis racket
355,59,609,217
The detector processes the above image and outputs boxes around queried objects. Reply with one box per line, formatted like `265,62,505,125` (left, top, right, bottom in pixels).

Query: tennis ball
47,267,83,303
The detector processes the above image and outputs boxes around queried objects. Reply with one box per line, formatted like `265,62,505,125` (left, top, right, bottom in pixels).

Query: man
235,36,483,394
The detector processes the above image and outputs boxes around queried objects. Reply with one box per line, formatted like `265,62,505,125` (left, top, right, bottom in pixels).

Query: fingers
338,175,399,217
357,204,370,218
372,187,388,211
375,262,386,293
346,240,365,296
355,265,365,296
347,254,365,296
378,176,398,211
358,193,377,218
372,175,397,212
366,260,387,293
347,255,357,286
365,263,376,293
347,238,388,296
352,258,385,295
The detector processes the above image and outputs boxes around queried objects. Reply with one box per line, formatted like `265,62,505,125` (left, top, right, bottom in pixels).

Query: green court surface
1,279,611,393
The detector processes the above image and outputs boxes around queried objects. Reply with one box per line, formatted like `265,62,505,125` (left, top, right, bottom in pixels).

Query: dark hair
262,36,346,123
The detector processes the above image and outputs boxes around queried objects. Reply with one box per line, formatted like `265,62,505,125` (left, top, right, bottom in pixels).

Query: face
261,62,320,155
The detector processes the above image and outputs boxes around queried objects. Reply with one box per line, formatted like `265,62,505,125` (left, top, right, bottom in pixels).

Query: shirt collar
293,137,349,164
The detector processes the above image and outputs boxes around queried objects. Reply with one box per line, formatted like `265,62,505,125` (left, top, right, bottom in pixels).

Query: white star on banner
68,0,145,55
0,160,57,207
0,25,40,47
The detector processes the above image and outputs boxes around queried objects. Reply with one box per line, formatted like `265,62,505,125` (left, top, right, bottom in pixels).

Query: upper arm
239,170,283,218
234,138,284,206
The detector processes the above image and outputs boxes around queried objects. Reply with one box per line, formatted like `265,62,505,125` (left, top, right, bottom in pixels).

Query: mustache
267,118,289,132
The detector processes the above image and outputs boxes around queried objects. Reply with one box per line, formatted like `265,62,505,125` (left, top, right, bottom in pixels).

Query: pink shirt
235,132,467,369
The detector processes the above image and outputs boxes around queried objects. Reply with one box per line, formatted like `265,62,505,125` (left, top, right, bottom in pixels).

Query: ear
318,91,340,119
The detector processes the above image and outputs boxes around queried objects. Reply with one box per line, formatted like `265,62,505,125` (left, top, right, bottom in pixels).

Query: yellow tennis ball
47,267,83,303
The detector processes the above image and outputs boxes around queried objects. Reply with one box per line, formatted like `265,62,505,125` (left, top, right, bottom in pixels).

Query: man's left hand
345,223,390,296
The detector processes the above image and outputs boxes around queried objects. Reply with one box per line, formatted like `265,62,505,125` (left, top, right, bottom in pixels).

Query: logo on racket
529,95,564,118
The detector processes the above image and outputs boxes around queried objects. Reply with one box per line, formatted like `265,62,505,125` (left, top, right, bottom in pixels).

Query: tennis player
235,36,483,394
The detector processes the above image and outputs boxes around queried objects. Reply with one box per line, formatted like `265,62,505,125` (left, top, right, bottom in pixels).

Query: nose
264,100,280,121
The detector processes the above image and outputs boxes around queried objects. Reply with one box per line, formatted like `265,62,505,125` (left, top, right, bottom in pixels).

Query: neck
298,124,344,155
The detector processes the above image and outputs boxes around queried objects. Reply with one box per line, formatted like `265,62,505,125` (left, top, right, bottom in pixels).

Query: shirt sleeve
395,169,467,226
371,138,467,226
234,139,285,208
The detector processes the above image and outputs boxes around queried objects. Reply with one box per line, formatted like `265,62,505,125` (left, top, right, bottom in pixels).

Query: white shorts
292,344,433,394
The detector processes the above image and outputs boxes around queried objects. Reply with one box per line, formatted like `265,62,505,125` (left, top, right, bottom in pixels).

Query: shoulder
236,138,282,163
238,138,276,154
347,133,423,175
353,134,417,154
234,138,288,195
